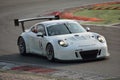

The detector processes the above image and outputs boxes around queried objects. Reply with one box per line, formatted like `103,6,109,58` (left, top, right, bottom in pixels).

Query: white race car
14,16,109,61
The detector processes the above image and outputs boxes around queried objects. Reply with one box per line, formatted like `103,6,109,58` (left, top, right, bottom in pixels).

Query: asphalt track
0,0,120,78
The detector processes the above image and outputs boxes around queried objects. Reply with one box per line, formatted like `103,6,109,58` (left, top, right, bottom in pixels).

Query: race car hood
50,32,99,46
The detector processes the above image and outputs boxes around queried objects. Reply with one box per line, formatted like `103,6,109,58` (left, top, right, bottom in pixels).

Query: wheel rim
18,38,25,54
46,44,54,61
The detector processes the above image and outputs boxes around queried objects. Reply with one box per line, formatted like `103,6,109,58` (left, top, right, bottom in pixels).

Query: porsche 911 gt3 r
14,16,110,61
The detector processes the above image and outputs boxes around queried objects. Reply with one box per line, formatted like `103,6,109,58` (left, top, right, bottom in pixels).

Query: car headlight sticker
97,35,105,43
58,40,68,47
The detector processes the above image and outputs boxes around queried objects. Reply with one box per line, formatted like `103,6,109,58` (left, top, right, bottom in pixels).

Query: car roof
36,19,78,27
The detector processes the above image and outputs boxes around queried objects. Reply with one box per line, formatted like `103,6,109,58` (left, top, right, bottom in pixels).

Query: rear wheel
46,44,55,61
18,37,27,56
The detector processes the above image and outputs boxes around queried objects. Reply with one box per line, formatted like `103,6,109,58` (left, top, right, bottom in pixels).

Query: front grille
80,50,99,60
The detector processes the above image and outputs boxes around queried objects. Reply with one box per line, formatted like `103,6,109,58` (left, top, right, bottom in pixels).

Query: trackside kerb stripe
11,66,57,73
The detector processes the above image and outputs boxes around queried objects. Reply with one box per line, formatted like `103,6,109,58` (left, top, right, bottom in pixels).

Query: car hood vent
68,34,92,41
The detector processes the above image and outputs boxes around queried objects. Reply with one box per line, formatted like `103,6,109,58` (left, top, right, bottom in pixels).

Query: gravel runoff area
0,61,120,80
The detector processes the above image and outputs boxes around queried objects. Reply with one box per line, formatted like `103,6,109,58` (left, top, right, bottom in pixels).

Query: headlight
58,40,68,47
97,35,105,43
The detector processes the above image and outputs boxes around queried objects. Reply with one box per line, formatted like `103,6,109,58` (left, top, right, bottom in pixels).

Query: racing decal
39,40,43,49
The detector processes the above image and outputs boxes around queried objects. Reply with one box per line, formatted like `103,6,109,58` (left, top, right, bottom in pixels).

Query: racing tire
46,44,55,62
18,37,27,56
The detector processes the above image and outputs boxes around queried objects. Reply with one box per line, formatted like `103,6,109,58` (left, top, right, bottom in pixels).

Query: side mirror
37,32,44,37
86,27,90,32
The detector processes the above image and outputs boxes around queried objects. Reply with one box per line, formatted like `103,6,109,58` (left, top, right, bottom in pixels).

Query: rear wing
14,15,60,32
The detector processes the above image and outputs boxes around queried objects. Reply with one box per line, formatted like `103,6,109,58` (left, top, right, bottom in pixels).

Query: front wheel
46,44,55,61
18,37,27,56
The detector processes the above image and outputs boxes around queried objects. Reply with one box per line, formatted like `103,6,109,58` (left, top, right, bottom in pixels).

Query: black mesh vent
80,50,99,60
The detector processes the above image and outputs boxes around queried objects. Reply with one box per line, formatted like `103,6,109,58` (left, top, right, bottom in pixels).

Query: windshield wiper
64,23,72,34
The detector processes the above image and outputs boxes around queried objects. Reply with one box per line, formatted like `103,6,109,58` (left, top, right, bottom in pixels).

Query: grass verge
74,4,120,25
74,10,120,25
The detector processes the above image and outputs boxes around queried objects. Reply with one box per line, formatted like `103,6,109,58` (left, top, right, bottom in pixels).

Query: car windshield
47,22,86,36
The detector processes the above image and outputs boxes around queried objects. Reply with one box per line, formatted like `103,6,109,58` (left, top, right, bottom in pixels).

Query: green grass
74,9,120,25
106,4,120,7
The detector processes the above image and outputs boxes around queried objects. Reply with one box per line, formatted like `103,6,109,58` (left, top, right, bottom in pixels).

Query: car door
30,24,46,55
28,26,38,53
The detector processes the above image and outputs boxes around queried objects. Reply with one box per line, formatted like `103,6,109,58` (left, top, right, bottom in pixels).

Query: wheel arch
46,42,56,51
17,35,30,53
45,42,53,52
17,36,23,45
45,42,55,61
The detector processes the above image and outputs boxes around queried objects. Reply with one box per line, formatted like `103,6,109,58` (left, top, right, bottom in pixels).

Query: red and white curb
0,62,57,73
0,61,119,80
11,65,57,73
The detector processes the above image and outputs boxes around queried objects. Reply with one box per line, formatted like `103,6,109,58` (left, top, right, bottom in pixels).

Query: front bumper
54,44,109,60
